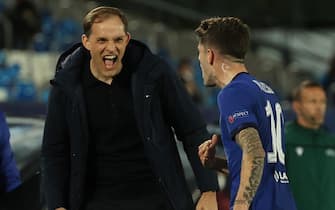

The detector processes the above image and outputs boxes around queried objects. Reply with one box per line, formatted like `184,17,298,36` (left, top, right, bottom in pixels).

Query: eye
115,37,124,43
97,38,107,44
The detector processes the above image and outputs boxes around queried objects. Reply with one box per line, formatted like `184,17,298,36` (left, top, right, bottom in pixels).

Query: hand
198,134,219,168
55,208,67,210
196,191,218,210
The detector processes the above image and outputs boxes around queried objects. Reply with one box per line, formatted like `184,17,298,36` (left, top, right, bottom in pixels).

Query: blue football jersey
217,73,296,210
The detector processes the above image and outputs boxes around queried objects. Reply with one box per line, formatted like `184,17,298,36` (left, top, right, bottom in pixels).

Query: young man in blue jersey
195,17,297,210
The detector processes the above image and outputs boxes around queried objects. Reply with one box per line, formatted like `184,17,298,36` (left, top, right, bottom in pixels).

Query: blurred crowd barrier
0,50,56,103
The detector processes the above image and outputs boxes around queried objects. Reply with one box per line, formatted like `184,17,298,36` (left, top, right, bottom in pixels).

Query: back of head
195,17,250,59
82,6,128,37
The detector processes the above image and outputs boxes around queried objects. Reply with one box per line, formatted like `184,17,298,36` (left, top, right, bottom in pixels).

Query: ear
207,48,214,66
292,101,300,115
82,34,90,50
125,32,131,43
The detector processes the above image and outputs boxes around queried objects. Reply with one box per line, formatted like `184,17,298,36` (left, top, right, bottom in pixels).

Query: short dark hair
195,17,250,59
83,6,128,37
292,80,325,101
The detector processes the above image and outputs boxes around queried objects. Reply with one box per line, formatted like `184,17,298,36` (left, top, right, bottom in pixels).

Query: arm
196,134,231,210
233,127,265,210
159,61,218,191
41,86,70,210
159,62,218,209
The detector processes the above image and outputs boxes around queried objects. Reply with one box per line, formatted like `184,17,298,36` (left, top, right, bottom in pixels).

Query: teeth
104,55,116,60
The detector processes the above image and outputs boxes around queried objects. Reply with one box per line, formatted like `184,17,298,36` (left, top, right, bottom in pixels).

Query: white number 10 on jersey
265,100,285,165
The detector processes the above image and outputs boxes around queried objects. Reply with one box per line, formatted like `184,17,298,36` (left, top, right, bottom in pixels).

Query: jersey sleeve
217,84,258,139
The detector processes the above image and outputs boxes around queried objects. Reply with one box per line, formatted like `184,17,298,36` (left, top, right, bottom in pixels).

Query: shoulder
0,111,5,122
284,121,296,136
49,43,89,95
285,120,295,127
218,80,256,104
285,121,298,132
0,111,7,129
144,57,175,82
285,121,304,144
251,79,275,94
128,39,169,77
0,112,9,144
56,43,86,73
320,129,335,145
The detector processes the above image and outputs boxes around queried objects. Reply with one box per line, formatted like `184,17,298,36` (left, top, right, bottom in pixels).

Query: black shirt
82,58,164,204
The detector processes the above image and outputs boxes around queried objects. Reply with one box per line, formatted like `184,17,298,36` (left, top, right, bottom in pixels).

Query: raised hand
198,134,219,168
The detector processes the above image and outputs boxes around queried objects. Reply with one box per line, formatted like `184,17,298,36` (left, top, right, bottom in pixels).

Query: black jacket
41,40,218,210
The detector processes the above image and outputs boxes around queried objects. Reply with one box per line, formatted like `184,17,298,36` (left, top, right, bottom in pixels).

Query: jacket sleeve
41,86,70,210
159,62,219,192
0,112,21,193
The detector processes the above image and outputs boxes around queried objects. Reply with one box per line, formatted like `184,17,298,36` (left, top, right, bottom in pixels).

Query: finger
198,141,207,150
209,134,219,149
198,146,210,161
198,140,211,153
198,148,205,157
202,148,210,159
198,143,208,155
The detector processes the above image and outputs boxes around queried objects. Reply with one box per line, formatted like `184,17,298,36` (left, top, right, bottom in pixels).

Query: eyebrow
97,37,108,41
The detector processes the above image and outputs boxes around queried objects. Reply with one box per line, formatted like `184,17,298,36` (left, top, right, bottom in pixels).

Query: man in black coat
41,6,218,210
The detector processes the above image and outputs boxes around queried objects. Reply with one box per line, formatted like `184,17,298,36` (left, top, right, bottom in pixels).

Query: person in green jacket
285,80,335,210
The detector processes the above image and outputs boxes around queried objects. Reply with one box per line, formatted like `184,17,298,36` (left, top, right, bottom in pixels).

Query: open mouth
103,55,118,68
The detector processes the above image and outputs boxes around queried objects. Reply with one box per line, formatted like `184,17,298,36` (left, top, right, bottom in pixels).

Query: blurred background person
177,57,203,104
322,55,335,106
285,80,335,210
0,110,21,193
7,0,41,49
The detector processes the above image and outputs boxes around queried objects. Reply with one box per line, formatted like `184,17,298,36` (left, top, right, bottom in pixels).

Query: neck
224,54,245,63
215,59,248,88
90,60,114,85
297,118,321,130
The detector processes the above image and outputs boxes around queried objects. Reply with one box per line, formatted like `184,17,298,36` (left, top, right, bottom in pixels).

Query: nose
106,41,116,52
316,101,326,112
